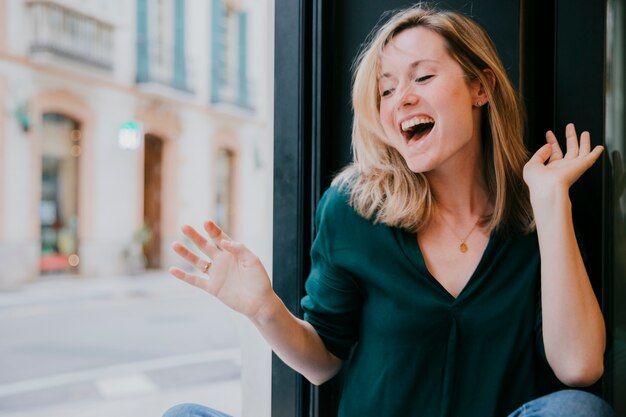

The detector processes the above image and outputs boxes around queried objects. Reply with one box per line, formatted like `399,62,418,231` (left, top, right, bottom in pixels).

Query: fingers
586,145,604,165
172,242,212,274
528,143,553,165
563,123,579,159
545,130,563,161
579,131,591,155
169,267,214,293
182,224,220,258
203,220,233,248
547,124,599,160
571,145,604,182
174,221,230,278
175,220,244,267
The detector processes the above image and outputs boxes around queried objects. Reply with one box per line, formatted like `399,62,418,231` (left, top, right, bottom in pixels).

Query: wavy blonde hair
333,3,533,234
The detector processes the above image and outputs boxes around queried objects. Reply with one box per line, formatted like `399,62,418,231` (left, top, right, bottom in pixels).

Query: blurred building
0,0,274,287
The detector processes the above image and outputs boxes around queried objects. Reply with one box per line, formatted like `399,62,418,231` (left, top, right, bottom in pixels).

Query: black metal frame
271,1,312,416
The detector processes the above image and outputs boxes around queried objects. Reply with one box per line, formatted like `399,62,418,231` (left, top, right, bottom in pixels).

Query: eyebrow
378,59,438,79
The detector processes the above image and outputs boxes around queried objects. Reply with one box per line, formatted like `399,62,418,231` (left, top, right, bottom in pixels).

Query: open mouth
400,116,435,143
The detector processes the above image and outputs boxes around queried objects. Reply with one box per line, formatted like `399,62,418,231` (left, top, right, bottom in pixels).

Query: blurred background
0,0,274,416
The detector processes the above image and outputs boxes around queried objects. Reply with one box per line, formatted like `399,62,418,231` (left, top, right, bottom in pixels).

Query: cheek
438,87,474,125
379,102,391,123
452,83,475,108
377,109,401,149
379,105,395,133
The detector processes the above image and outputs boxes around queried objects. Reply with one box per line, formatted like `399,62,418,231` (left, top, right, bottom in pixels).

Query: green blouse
301,186,560,417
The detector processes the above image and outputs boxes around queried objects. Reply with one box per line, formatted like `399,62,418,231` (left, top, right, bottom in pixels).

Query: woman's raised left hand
523,123,604,200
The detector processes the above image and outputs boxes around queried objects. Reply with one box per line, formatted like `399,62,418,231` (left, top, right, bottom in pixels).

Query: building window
148,0,174,85
136,0,191,92
215,148,235,234
39,113,81,274
211,0,250,109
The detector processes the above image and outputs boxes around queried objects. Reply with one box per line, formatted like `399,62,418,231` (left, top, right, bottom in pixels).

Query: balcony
27,1,114,71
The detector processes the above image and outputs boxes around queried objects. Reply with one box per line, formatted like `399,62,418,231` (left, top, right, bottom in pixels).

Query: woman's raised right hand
169,220,273,320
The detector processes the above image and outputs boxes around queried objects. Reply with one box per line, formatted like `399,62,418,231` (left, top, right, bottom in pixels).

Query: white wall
0,63,39,285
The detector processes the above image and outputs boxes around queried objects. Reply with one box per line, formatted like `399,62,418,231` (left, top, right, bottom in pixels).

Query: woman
163,4,615,417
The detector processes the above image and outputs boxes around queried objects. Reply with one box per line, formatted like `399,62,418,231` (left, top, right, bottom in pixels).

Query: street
0,271,242,417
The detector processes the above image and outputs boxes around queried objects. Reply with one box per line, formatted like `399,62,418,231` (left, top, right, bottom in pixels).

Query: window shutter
136,0,149,83
173,0,186,90
237,11,248,107
211,0,226,102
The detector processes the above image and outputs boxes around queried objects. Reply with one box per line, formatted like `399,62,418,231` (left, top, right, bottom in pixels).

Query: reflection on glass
606,0,626,413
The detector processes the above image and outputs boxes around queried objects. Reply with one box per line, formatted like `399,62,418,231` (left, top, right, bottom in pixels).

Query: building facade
0,0,273,289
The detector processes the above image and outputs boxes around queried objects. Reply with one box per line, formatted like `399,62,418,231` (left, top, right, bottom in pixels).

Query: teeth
401,116,435,131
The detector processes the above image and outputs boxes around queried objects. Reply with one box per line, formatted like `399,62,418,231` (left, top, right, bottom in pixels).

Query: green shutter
237,11,248,107
174,0,186,90
211,0,226,102
136,0,149,83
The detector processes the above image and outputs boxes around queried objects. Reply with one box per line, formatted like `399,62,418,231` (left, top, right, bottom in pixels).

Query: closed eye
380,88,395,98
415,75,434,83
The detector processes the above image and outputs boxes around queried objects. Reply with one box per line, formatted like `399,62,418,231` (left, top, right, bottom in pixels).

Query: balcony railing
27,1,114,71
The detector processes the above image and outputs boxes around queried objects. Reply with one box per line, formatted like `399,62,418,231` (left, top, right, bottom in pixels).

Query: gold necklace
438,214,481,253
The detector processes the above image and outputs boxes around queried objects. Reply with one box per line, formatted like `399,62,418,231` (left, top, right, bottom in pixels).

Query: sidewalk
0,271,189,310
0,272,242,417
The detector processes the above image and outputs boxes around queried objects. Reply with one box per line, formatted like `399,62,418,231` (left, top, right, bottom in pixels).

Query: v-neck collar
396,227,501,303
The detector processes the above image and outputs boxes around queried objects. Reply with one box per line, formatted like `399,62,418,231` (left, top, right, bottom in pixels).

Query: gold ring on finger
202,261,212,274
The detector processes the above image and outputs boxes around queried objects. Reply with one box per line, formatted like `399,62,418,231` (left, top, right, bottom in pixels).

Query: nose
397,83,419,108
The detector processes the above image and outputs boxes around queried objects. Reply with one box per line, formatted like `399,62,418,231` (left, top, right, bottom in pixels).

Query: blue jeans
162,390,616,417
507,390,617,417
161,403,232,417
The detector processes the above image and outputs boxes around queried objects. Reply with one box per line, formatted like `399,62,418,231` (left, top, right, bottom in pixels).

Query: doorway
143,133,164,269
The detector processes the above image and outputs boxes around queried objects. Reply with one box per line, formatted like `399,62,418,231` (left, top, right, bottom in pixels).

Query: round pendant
460,242,468,253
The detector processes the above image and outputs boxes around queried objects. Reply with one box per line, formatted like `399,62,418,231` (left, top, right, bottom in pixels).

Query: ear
473,68,496,107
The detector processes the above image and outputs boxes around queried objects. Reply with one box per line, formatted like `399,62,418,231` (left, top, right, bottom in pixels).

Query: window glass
0,1,272,416
148,0,174,83
211,0,249,107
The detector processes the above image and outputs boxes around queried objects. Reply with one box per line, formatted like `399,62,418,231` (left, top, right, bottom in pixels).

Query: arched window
39,113,81,274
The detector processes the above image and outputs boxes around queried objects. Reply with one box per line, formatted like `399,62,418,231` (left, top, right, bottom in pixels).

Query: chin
399,154,433,173
405,161,435,174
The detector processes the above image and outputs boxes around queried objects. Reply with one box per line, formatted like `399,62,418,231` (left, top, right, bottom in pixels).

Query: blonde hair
333,3,533,234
